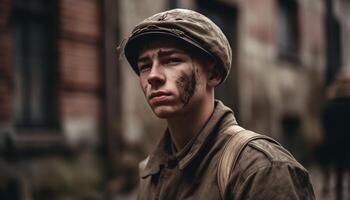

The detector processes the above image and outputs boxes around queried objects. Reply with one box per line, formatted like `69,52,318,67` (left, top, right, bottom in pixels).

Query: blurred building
0,0,349,199
0,0,120,199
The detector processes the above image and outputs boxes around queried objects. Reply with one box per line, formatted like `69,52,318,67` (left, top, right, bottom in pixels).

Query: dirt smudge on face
176,66,197,107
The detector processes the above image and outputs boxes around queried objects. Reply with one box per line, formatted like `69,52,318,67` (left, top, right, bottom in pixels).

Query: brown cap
124,8,232,84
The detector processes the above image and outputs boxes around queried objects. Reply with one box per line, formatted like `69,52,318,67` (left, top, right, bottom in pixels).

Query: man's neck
167,98,215,151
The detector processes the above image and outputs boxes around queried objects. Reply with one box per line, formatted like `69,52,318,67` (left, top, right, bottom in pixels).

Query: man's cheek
175,70,196,106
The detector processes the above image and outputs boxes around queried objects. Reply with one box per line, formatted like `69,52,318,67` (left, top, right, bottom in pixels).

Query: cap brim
124,30,214,74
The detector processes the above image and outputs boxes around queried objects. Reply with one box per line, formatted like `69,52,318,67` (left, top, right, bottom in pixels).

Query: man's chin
152,106,178,119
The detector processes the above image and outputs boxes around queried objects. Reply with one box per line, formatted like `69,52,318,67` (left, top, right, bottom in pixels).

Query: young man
123,9,315,200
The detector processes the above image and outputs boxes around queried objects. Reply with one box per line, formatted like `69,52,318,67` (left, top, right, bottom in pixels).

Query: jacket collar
140,100,237,178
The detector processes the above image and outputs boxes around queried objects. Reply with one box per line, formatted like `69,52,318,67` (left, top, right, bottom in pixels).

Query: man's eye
138,63,152,72
164,58,181,65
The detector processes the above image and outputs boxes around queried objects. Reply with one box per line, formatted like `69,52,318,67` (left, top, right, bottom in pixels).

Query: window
277,0,299,61
11,0,57,128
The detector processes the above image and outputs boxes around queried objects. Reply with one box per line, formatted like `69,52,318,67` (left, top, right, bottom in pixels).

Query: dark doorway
197,0,240,119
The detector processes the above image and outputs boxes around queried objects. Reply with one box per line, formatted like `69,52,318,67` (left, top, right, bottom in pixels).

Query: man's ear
207,65,222,87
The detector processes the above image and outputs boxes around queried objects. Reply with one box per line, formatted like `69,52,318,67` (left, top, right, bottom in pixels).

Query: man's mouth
149,91,172,104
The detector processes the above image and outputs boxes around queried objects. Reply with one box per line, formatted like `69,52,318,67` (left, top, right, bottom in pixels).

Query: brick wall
58,0,102,145
0,0,106,199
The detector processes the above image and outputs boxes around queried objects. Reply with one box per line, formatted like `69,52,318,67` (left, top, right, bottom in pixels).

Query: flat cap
124,8,232,84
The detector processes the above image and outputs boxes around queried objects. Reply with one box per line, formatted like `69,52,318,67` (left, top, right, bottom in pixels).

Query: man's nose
147,63,165,86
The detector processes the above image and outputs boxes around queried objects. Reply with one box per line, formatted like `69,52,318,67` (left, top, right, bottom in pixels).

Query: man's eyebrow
137,48,185,63
157,48,185,57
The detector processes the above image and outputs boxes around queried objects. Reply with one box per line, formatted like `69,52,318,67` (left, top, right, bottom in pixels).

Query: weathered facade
0,0,110,199
0,0,348,199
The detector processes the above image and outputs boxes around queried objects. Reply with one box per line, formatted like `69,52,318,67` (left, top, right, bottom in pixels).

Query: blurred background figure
318,70,350,200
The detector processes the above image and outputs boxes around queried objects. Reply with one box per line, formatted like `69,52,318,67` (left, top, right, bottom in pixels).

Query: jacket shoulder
236,137,307,179
228,138,315,199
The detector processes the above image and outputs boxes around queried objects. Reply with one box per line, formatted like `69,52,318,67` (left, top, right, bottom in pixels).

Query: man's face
137,40,210,118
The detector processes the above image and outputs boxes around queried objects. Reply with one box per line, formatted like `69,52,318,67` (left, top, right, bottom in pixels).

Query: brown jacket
138,101,315,199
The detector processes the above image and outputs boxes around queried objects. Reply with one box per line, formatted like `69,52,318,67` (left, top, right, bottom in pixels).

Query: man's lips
149,91,171,99
149,91,172,104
